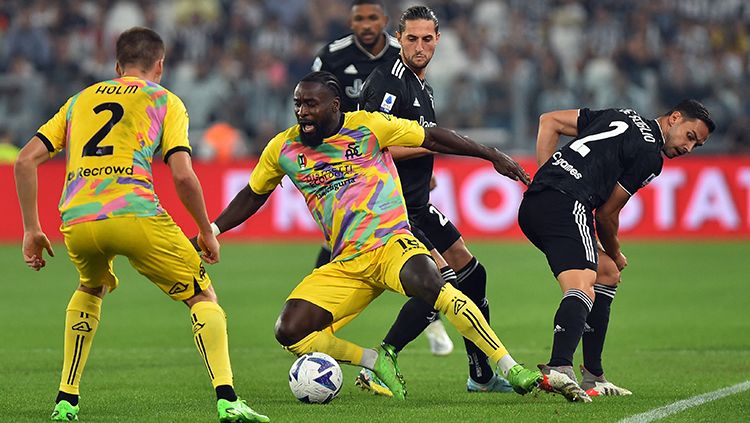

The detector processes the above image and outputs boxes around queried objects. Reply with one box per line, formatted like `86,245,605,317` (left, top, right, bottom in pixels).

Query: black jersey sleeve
359,68,403,114
577,108,613,133
617,150,662,196
311,45,331,72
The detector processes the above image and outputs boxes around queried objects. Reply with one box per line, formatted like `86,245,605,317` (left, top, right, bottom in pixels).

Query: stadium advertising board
1,157,749,241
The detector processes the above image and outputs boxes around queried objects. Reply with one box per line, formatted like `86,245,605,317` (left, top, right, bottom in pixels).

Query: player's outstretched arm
168,151,220,263
14,136,55,270
595,185,631,271
536,109,579,166
212,185,271,234
422,127,530,184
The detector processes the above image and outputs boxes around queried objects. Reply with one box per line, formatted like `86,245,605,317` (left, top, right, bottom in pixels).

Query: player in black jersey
311,1,457,357
519,100,715,402
311,0,400,267
355,5,516,395
312,0,401,114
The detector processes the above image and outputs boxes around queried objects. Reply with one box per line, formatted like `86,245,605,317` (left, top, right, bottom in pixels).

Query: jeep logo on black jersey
345,143,361,160
345,79,364,98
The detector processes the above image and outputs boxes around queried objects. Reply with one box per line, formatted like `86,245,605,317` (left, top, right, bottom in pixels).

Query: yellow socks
59,290,102,395
433,283,509,364
286,330,366,366
190,301,233,388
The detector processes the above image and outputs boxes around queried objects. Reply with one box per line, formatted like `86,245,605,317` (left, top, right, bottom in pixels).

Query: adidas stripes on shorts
518,189,598,277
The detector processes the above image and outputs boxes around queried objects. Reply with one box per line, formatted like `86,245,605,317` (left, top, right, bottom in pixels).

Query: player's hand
22,230,54,271
189,235,201,252
491,149,531,185
197,231,220,264
614,251,628,271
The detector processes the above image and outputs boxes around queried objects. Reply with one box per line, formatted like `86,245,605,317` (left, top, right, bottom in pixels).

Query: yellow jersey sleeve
363,111,425,149
161,91,191,163
36,97,73,157
249,134,286,194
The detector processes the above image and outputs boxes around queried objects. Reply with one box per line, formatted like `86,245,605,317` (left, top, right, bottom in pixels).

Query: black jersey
359,56,437,210
529,108,665,210
312,34,401,112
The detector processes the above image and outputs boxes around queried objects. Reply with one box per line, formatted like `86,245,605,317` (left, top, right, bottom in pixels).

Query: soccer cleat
217,398,270,423
355,368,394,397
538,364,592,403
505,364,543,395
467,371,514,393
372,344,407,400
424,319,453,356
50,400,79,421
580,365,632,397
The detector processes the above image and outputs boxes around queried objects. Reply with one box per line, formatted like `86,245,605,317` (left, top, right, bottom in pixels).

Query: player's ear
153,58,164,81
332,97,340,113
670,111,682,126
115,62,122,77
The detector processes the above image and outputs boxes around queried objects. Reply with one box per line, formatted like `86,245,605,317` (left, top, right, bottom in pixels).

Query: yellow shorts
287,233,430,333
60,214,211,301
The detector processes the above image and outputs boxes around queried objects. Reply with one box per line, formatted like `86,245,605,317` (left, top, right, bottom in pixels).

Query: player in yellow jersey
14,27,268,423
203,71,551,401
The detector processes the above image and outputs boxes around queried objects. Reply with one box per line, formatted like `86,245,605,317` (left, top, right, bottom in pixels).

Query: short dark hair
300,71,342,99
398,5,439,33
666,99,716,133
351,0,385,8
116,27,165,71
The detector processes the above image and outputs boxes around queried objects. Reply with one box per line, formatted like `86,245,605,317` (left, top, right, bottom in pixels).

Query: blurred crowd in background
1,0,750,163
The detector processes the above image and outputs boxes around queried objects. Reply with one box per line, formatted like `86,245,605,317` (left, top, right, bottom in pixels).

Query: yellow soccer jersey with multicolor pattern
250,110,425,262
36,76,190,225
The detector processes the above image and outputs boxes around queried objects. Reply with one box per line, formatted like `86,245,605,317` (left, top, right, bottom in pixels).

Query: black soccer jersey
312,34,401,112
359,56,437,210
529,108,665,210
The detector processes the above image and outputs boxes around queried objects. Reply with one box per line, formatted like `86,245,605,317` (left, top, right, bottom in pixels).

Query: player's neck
357,33,387,57
118,69,158,83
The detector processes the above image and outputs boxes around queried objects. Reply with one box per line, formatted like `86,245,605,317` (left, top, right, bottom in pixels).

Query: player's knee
597,262,621,285
77,284,107,298
184,285,218,308
274,315,308,346
274,300,331,346
400,255,443,306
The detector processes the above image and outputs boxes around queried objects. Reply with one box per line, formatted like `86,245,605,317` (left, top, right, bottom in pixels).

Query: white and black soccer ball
288,352,343,404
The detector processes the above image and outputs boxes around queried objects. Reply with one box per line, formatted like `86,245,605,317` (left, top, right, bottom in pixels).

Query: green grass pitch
1,241,749,422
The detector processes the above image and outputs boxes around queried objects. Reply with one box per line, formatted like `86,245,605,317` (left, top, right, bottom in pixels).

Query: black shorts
408,204,462,254
518,189,598,277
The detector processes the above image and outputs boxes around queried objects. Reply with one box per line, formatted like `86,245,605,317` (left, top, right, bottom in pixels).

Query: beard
299,121,324,147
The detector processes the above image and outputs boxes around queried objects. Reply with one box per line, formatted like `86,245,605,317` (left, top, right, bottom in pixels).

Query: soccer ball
288,352,343,404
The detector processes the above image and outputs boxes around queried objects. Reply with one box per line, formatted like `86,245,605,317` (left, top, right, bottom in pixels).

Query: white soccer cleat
580,365,632,397
538,364,592,403
424,319,453,356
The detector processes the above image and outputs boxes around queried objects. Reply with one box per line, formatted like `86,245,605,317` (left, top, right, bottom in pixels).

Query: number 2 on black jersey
82,102,124,157
570,121,628,157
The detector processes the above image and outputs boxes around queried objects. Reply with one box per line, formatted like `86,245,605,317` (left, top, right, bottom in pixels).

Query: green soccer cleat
355,368,394,397
372,344,406,400
505,364,543,395
467,371,514,393
50,400,79,421
217,398,270,423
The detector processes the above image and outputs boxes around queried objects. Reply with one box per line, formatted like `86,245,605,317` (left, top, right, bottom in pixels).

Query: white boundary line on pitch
618,380,750,423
